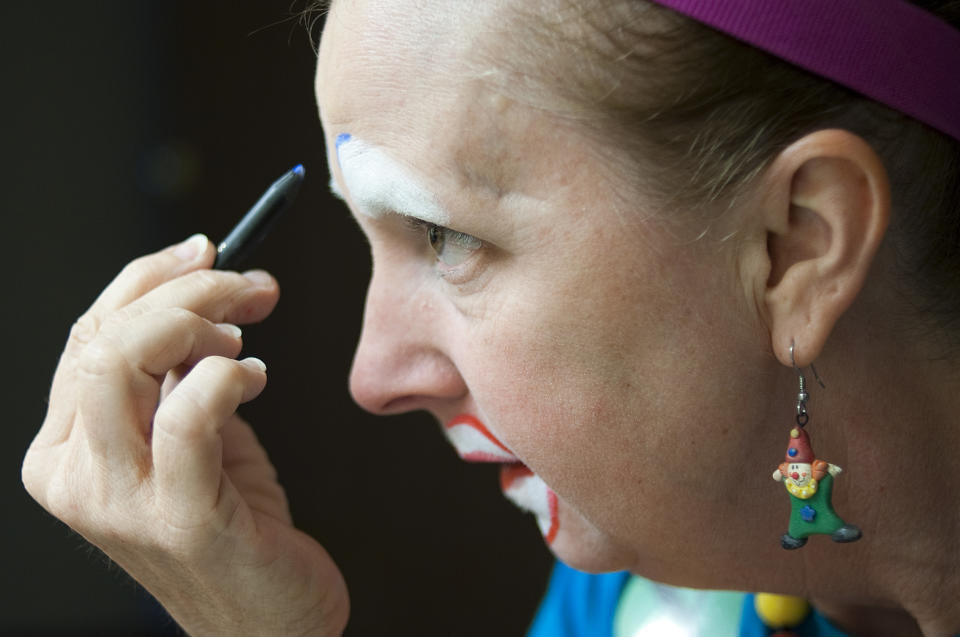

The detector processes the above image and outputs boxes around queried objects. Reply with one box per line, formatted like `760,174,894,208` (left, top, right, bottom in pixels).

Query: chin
546,510,639,574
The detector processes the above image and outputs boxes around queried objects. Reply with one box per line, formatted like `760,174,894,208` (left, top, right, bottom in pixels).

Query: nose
348,265,467,415
791,472,800,480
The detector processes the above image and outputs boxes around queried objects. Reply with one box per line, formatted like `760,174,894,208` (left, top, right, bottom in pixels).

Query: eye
427,224,481,267
407,218,482,268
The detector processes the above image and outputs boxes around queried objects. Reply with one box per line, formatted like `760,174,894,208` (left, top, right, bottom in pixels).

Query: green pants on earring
785,473,847,539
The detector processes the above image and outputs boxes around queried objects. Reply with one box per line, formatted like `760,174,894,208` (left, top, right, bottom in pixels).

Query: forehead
316,0,497,137
315,0,596,200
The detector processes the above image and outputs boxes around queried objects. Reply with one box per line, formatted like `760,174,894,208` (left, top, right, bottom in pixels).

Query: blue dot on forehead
335,133,351,149
788,448,798,457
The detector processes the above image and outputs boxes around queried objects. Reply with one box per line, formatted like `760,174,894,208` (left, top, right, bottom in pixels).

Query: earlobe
762,130,890,367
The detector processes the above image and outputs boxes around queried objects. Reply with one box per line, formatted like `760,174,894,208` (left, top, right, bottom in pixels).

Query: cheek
458,266,671,512
453,229,771,555
464,279,633,445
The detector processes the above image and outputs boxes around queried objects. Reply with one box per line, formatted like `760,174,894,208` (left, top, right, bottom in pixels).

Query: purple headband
648,0,960,142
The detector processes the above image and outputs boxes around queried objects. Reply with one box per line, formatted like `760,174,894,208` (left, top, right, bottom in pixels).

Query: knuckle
154,356,249,439
101,305,136,330
77,335,127,378
119,253,166,287
44,487,81,527
22,446,146,543
37,471,87,529
68,313,100,348
162,306,202,330
155,399,213,442
21,452,45,505
184,268,229,296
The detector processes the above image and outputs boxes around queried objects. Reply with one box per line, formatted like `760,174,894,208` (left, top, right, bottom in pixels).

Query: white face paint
333,134,450,225
788,462,813,486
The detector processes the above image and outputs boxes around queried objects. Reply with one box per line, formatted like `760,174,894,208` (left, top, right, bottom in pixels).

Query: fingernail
217,323,242,339
243,357,267,372
242,270,274,288
173,233,209,261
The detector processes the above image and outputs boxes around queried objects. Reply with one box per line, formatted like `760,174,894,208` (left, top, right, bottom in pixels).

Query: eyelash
402,217,483,275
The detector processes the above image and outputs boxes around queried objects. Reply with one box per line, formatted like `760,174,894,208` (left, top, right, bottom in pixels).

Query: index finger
80,234,215,340
116,268,279,329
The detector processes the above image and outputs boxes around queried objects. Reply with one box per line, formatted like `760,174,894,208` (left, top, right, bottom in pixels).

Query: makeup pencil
213,164,305,270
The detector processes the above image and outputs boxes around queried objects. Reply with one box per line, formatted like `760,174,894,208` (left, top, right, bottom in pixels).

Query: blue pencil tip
292,164,305,176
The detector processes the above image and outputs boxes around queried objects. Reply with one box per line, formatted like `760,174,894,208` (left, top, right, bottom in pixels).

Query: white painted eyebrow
328,176,345,201
334,134,450,226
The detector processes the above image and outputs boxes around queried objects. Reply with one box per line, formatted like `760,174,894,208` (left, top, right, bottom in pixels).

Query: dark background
3,2,552,634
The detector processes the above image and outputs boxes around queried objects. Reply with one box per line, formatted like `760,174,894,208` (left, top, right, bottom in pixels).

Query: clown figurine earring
772,344,862,550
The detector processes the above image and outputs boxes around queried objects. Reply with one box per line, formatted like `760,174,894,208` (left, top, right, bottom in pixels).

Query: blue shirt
526,561,949,637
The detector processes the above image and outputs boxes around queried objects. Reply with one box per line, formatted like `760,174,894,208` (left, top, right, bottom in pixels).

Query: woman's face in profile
316,0,771,577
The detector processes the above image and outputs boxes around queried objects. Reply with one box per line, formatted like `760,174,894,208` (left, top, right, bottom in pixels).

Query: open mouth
444,414,560,544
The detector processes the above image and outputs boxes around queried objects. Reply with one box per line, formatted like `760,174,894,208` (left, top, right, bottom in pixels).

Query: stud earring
771,342,862,550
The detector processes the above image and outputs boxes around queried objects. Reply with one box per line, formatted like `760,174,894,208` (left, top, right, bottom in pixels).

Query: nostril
381,394,431,414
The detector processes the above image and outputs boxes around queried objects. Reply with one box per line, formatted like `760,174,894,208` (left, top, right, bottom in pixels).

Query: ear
762,129,890,367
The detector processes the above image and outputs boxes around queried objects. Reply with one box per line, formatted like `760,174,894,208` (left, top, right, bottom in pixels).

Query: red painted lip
499,463,533,490
461,451,516,463
546,490,559,544
444,413,514,454
444,413,520,464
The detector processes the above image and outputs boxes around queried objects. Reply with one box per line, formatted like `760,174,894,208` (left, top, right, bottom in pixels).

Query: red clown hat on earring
785,427,814,463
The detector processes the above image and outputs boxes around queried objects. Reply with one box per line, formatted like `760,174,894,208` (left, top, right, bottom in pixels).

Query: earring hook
789,341,826,388
790,340,825,427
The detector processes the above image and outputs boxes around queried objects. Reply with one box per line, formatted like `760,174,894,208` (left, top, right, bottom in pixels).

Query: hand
22,235,349,636
828,464,843,477
772,469,783,482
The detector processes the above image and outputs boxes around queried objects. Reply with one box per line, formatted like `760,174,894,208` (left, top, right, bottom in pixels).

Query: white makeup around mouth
333,133,450,225
443,414,560,544
500,465,559,544
444,414,519,463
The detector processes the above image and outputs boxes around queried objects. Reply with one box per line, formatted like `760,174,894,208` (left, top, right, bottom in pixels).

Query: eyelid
403,217,481,246
401,215,432,234
401,216,478,244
